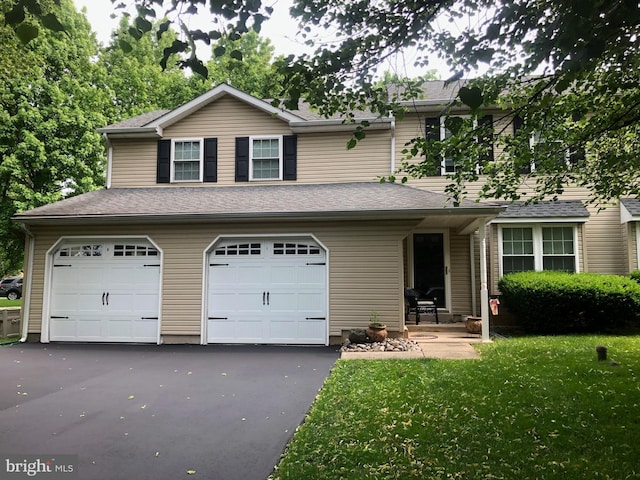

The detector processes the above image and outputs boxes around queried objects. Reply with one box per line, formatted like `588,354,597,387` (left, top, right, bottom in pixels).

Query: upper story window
425,115,493,176
250,136,282,181
172,139,203,182
500,225,577,276
157,138,217,184
235,135,296,183
514,116,584,174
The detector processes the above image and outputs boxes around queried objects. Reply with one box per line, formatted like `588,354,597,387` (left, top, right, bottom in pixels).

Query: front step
406,322,468,334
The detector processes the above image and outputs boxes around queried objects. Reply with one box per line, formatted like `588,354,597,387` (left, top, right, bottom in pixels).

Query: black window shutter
569,147,585,165
513,115,532,174
513,115,523,135
425,117,441,141
283,135,297,181
157,139,171,183
235,137,249,182
478,114,494,168
425,117,441,176
203,138,218,182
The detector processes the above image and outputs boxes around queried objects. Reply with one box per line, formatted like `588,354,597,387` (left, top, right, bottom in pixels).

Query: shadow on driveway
0,343,339,480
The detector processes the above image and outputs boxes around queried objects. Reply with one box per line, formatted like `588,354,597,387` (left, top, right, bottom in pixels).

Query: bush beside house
499,271,640,334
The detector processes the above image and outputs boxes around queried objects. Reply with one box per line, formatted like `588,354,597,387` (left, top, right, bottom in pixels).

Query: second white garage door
207,239,327,344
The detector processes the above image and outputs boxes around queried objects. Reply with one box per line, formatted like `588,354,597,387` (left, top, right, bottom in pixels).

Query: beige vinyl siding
583,202,626,274
110,96,393,188
25,219,418,340
297,130,391,183
627,223,638,271
449,231,473,315
110,139,157,188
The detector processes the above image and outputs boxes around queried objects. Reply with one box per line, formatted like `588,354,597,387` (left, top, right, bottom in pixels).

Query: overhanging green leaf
15,23,39,44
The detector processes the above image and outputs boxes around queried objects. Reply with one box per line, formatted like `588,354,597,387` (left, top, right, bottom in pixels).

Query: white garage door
49,241,160,343
207,239,327,344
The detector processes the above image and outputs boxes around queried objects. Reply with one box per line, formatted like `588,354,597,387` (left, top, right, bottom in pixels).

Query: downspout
470,233,477,317
389,114,396,174
479,221,490,342
104,133,113,189
19,224,35,343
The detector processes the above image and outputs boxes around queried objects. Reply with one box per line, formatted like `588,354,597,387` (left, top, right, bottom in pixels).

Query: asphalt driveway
0,343,339,479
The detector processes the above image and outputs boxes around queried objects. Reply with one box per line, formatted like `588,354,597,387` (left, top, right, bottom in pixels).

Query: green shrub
498,271,640,334
629,270,640,284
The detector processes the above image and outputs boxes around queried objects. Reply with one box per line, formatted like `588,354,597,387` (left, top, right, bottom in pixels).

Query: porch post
479,221,490,342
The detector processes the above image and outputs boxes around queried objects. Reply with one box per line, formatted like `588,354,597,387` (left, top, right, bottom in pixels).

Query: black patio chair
404,288,439,325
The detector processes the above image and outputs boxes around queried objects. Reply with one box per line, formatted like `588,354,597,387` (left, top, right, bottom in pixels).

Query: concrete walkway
341,323,485,360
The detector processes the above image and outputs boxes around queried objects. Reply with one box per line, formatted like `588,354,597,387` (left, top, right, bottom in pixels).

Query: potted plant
366,311,388,342
465,315,482,334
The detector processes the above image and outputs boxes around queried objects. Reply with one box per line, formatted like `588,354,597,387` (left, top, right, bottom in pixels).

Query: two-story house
14,82,639,345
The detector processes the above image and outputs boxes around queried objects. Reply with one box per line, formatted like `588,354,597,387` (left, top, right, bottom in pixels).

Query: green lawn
270,336,640,479
0,298,21,308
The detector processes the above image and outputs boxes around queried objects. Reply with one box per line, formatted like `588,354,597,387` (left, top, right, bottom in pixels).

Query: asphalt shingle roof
15,182,501,222
621,198,640,216
100,110,170,130
496,200,590,219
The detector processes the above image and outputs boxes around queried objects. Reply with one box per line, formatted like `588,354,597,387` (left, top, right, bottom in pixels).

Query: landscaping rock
340,338,421,353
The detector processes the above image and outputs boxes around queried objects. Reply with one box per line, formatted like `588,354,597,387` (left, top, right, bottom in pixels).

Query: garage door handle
306,317,326,320
267,292,270,305
208,317,228,320
141,317,159,320
263,291,265,305
102,292,105,305
51,316,69,319
106,292,109,306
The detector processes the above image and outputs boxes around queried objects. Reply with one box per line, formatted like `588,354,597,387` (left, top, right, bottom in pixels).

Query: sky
72,0,452,79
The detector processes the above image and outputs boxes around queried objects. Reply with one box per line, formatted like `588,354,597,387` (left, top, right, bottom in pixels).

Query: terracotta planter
465,316,482,334
366,324,388,343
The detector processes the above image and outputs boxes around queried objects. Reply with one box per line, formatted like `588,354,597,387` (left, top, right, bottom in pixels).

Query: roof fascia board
290,118,391,133
491,216,589,224
14,206,505,226
96,126,163,138
147,84,303,129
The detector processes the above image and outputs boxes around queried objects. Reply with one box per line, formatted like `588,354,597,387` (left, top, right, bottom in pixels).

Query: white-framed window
250,136,282,181
499,224,578,276
441,115,472,175
527,132,570,172
439,115,492,175
172,139,203,182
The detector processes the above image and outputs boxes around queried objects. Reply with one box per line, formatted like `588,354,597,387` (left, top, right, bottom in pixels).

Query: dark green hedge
498,271,640,334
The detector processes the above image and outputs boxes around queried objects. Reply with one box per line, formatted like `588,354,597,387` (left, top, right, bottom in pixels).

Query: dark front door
413,233,446,308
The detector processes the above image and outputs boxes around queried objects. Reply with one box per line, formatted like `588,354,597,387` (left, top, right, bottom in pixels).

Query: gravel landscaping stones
340,338,421,352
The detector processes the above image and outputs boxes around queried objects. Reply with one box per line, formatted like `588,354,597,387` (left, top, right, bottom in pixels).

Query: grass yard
270,336,640,479
0,298,21,308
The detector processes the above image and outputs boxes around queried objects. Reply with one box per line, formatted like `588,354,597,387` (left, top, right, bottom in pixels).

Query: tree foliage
98,16,199,120
28,0,632,206
0,0,107,275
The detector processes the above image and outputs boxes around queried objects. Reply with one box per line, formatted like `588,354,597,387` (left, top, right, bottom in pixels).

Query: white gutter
390,114,396,174
104,133,113,189
289,118,392,133
19,224,35,343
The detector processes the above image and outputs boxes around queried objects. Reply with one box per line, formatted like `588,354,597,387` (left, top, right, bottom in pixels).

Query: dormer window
250,136,282,181
172,139,203,182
